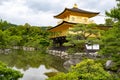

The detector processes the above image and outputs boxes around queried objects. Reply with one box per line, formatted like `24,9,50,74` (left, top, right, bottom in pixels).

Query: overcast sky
0,0,116,26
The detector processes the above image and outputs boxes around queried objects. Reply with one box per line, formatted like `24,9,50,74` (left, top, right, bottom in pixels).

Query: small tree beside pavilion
64,23,101,54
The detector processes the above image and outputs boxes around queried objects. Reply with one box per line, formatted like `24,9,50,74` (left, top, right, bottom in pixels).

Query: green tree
105,18,114,26
8,35,22,46
6,27,20,36
64,23,100,54
47,59,112,80
106,0,120,21
0,19,16,31
100,22,120,55
0,30,9,48
100,0,120,72
0,61,23,80
100,22,120,72
0,20,51,50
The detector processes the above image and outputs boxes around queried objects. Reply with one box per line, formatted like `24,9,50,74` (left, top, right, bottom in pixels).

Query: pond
0,50,66,80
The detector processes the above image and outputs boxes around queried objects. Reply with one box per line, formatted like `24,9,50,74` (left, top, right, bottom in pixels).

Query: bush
0,61,23,80
47,59,112,80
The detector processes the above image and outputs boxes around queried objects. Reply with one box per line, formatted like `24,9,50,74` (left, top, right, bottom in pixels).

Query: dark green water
0,50,66,80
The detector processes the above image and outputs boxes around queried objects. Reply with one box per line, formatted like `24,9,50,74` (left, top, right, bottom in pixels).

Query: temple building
49,4,99,46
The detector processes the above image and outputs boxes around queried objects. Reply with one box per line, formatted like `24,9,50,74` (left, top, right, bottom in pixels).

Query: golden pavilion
49,4,99,46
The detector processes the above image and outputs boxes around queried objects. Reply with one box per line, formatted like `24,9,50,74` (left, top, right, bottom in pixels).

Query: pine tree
106,0,120,21
64,23,100,54
100,0,120,73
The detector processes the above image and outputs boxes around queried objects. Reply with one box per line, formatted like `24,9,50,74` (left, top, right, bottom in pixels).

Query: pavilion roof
54,7,99,19
48,21,76,32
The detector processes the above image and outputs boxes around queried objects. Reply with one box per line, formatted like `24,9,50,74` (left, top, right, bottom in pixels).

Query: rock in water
63,59,80,70
105,60,113,69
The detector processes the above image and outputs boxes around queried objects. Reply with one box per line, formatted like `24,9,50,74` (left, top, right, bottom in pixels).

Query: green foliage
100,0,120,75
99,22,120,72
100,22,120,55
0,20,13,31
47,72,78,80
71,59,112,80
64,23,100,53
106,0,120,21
0,20,51,49
8,36,22,46
0,30,9,48
105,18,114,26
0,61,23,80
47,59,112,80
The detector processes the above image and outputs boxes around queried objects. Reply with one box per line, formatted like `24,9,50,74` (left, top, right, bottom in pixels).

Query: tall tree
100,22,120,71
100,0,120,73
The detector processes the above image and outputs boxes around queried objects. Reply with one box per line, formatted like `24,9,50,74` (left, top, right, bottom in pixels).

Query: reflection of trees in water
48,55,67,72
0,50,66,72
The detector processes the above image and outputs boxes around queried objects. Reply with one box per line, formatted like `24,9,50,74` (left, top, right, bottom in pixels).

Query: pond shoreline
0,49,66,80
0,46,37,54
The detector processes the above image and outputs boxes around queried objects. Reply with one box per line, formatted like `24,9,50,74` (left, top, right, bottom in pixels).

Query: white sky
0,0,116,26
